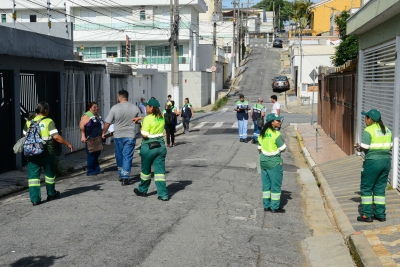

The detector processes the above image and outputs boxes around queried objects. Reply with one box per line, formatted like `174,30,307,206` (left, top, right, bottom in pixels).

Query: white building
1,0,207,72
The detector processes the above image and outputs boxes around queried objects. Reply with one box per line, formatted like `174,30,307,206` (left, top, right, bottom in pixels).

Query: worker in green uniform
133,98,169,201
258,113,286,213
23,102,73,206
356,109,392,222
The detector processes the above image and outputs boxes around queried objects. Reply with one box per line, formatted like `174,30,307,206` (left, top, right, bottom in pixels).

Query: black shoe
239,138,244,142
133,188,147,197
243,139,248,143
121,179,129,186
373,216,386,222
264,208,271,211
270,208,286,213
158,196,169,201
357,215,373,222
252,139,257,144
47,191,60,201
32,201,41,206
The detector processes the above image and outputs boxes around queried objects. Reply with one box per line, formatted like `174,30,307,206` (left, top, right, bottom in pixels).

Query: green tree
331,11,359,66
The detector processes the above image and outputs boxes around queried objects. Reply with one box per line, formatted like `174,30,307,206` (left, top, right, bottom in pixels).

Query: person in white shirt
271,95,281,116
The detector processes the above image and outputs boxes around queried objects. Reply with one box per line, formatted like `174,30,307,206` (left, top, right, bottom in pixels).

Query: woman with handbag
80,102,104,176
133,98,169,201
250,97,266,144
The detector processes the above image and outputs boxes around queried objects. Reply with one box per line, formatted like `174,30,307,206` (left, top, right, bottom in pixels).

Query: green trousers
360,158,391,218
261,163,283,210
27,153,57,203
137,142,168,199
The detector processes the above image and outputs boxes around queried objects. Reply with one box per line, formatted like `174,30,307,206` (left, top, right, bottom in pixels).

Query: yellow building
310,0,361,36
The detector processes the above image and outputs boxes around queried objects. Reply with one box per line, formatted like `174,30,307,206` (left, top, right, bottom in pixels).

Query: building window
121,45,136,58
223,46,232,53
106,47,118,58
77,47,102,59
140,10,145,20
1,14,6,23
30,15,36,22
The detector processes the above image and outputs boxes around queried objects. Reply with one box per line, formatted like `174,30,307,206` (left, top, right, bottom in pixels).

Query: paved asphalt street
0,48,319,267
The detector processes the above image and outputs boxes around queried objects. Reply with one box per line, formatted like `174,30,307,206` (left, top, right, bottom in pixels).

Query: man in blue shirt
234,94,250,143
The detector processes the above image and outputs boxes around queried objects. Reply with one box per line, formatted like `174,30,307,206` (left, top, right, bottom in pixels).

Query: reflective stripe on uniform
278,144,286,151
154,174,166,182
374,196,386,205
369,143,393,148
148,133,164,138
360,143,370,149
49,129,58,135
140,172,151,181
262,149,280,156
28,179,41,187
45,176,55,184
263,191,271,199
271,192,281,200
361,196,373,204
141,130,150,135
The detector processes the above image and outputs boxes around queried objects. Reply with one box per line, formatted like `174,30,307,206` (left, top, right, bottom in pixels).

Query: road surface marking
231,122,238,128
220,108,228,113
193,122,207,129
212,122,224,128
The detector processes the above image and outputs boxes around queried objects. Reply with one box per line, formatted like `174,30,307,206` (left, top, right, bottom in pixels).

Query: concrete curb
295,128,383,267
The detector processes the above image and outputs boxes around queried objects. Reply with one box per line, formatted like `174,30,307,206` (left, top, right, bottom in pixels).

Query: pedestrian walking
181,97,194,134
270,95,281,116
234,94,250,143
165,94,172,109
138,97,147,116
250,97,265,144
163,101,177,147
102,90,140,185
258,113,286,213
355,109,392,222
80,101,104,176
133,98,169,201
24,101,73,206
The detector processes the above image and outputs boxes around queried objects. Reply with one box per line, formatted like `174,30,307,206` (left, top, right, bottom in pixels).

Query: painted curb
295,129,383,267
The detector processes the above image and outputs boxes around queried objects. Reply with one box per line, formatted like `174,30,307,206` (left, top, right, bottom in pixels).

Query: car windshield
275,76,287,81
274,39,282,42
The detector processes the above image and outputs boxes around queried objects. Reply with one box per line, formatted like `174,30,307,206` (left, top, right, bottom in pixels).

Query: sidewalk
296,123,400,267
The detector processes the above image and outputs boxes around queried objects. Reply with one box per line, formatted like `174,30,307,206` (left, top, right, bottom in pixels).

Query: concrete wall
0,25,73,60
151,72,168,104
0,22,72,40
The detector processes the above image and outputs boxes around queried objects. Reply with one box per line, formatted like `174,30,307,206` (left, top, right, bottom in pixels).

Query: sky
221,0,323,9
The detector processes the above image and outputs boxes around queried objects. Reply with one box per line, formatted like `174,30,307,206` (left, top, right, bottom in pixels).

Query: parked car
271,76,290,93
272,39,283,48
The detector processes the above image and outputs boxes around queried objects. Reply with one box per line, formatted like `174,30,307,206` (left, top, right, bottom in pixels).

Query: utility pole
173,0,180,107
278,4,281,31
12,0,16,28
236,0,240,67
272,1,275,32
170,0,175,98
47,0,51,35
232,0,236,79
299,23,303,98
211,0,218,104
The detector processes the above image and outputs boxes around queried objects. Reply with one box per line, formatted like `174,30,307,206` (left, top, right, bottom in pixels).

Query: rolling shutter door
361,40,396,186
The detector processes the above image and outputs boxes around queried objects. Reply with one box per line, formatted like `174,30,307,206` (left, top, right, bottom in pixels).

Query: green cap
266,113,284,123
361,109,381,122
143,99,160,108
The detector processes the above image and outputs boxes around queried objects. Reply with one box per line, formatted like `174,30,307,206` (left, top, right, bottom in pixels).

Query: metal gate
110,75,126,107
64,71,104,152
0,71,15,174
360,40,396,187
20,71,61,161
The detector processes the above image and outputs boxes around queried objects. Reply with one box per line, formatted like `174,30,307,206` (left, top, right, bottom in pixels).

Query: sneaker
239,139,244,142
264,208,271,211
243,139,248,143
32,201,41,206
47,191,60,201
133,188,147,197
357,215,373,223
270,208,286,213
158,196,169,201
167,144,170,148
373,216,386,222
121,179,130,186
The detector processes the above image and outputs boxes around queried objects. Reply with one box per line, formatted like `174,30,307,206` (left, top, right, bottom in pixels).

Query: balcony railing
115,57,191,64
74,21,191,31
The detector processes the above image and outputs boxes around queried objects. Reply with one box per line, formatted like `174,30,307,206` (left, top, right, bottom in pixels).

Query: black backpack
164,109,176,126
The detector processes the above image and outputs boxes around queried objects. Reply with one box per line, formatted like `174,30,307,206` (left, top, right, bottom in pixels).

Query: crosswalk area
192,121,255,130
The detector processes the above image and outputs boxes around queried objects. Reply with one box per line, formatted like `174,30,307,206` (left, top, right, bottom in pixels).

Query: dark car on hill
272,38,283,48
271,76,290,93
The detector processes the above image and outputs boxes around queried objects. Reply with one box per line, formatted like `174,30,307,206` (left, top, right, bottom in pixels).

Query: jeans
182,116,191,132
238,119,248,139
86,146,101,175
114,137,136,179
252,120,260,141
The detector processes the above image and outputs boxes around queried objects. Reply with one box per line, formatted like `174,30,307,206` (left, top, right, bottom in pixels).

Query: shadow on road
10,255,66,267
146,180,192,198
60,183,104,199
280,190,292,208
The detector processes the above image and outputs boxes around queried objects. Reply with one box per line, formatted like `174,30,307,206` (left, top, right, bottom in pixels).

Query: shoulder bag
87,136,103,153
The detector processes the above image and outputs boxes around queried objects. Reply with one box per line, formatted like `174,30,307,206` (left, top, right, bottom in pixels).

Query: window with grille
1,14,6,23
30,15,36,22
223,46,232,53
106,47,118,58
121,45,136,58
140,10,145,20
76,47,102,59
